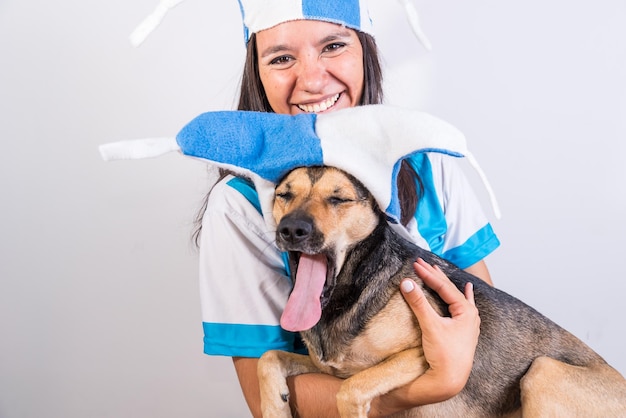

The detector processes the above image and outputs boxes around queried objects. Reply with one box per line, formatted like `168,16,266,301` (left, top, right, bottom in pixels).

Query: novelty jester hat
130,0,432,50
100,105,501,228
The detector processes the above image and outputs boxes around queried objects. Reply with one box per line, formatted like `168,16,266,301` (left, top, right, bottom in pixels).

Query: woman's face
255,20,365,115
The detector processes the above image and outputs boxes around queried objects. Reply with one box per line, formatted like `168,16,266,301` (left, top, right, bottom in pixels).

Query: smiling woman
255,21,365,115
238,29,383,114
187,1,500,416
104,0,499,416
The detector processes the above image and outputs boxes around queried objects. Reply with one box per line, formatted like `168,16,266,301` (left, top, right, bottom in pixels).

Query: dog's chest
302,293,421,379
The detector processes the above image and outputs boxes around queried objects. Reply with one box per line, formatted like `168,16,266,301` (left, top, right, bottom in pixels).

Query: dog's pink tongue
280,253,327,332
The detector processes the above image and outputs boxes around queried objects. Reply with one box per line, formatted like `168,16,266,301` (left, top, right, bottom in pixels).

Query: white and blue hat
237,0,374,43
100,105,500,226
130,0,431,50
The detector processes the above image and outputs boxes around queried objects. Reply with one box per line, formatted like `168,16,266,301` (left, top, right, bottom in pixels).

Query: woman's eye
323,43,346,53
269,55,293,65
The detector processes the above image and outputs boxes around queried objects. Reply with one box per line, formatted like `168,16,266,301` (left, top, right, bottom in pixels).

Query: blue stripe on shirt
203,322,307,358
442,223,500,269
227,176,262,213
408,154,447,255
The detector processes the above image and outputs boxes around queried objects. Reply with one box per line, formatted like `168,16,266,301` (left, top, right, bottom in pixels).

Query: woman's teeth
297,93,340,113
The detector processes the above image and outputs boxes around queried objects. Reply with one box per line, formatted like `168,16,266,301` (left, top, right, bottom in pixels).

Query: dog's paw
260,385,292,418
258,352,293,417
336,389,371,418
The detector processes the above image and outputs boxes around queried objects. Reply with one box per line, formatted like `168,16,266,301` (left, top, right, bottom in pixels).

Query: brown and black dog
257,166,626,417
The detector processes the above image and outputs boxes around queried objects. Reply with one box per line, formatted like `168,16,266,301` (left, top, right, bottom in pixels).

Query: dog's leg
335,347,427,418
521,356,626,418
257,350,321,418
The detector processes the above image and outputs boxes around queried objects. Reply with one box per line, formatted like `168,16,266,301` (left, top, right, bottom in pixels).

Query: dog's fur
257,166,626,417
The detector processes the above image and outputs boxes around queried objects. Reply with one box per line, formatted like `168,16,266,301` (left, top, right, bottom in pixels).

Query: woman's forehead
256,20,358,52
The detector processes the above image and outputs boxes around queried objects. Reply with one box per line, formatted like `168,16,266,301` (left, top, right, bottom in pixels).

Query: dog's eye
276,191,293,201
327,196,352,206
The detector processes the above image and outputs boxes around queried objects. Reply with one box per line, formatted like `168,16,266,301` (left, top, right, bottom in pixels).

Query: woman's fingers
412,258,474,306
463,282,476,307
400,278,434,321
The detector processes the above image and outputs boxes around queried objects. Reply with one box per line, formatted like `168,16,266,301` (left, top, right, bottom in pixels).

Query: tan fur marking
350,293,421,365
274,167,378,264
521,356,626,417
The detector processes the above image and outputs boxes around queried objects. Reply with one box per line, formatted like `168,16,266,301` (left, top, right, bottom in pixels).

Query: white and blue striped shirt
199,152,499,357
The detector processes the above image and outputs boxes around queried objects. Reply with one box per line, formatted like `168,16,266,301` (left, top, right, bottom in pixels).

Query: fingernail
401,280,415,293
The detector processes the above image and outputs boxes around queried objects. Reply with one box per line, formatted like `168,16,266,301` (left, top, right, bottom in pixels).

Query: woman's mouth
297,93,341,113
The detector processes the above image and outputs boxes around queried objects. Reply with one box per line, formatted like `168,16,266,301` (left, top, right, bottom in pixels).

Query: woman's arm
464,259,493,285
233,357,263,418
233,258,481,417
233,357,343,418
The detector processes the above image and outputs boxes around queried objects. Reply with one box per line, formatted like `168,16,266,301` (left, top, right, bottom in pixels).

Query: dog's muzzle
276,213,324,252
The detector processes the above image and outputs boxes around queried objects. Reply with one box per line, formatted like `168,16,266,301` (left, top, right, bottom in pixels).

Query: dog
257,165,626,417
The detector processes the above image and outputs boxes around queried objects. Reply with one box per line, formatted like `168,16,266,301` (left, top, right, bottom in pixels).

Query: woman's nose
296,57,327,93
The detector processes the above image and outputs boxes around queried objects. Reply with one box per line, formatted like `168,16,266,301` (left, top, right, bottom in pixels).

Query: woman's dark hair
193,30,420,246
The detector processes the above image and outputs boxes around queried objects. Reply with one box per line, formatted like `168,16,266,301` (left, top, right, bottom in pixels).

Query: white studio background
0,1,624,417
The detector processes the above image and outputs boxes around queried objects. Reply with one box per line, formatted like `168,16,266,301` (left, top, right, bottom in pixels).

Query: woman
194,2,500,416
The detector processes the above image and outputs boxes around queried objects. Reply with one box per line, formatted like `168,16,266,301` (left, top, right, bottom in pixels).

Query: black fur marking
306,166,324,184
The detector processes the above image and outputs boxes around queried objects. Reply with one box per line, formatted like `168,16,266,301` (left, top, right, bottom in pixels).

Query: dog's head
273,166,381,264
273,166,381,331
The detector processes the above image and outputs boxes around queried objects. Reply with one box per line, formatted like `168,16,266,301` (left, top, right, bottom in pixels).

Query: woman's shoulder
201,174,274,245
206,174,264,217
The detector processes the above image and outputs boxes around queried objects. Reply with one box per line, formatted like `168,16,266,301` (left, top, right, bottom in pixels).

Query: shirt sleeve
408,153,500,269
198,176,304,358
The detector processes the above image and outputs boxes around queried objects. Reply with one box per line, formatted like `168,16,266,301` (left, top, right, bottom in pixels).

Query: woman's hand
401,258,480,398
370,258,481,415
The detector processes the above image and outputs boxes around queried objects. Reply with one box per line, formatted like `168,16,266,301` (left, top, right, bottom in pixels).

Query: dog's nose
278,217,313,244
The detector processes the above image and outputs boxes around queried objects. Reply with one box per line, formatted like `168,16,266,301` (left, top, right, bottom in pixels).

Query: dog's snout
278,216,313,245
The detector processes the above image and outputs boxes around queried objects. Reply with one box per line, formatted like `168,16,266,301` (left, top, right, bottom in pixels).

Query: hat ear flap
176,111,323,182
99,105,500,220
